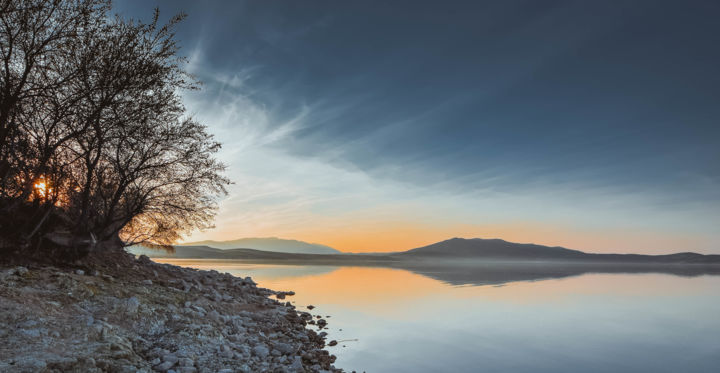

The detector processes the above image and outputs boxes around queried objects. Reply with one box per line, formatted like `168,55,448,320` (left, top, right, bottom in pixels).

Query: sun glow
32,177,54,202
34,181,47,195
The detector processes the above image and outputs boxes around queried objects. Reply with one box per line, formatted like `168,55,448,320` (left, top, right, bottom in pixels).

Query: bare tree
0,1,229,258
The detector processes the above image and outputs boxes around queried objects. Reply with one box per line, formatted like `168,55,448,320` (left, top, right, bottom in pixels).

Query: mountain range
133,237,720,264
129,237,720,286
179,237,340,255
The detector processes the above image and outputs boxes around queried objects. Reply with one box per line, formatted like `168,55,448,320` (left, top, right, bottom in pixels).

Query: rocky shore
0,251,340,372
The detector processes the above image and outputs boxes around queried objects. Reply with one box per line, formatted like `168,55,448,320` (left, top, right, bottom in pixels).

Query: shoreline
0,252,341,372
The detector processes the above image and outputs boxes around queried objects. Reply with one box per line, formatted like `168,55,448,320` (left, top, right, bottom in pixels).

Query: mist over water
159,260,720,373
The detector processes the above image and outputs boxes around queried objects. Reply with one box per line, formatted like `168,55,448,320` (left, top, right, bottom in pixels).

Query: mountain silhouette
179,237,340,255
393,238,720,263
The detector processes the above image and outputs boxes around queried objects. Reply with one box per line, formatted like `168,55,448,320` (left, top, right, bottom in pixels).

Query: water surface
158,259,720,373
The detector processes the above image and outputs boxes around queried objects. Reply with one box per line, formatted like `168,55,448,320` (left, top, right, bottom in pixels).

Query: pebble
15,267,29,277
125,296,140,314
154,361,175,371
274,342,294,355
162,354,179,364
253,344,270,358
75,269,85,276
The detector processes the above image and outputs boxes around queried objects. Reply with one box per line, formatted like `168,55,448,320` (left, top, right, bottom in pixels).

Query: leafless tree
0,0,229,258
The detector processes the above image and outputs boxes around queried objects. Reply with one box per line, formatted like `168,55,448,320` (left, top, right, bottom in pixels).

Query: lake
157,259,720,373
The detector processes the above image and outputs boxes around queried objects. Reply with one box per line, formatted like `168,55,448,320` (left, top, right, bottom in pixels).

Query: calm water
158,260,720,373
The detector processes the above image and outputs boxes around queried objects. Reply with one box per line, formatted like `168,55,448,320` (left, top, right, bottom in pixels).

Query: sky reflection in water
158,260,720,373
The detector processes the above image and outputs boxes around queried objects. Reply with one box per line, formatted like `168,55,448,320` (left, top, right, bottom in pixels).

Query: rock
142,279,153,285
154,361,175,371
162,354,179,364
13,356,47,371
274,342,294,355
208,310,221,323
327,340,338,347
178,357,193,367
137,254,152,264
253,344,270,358
219,350,234,359
290,356,304,372
15,266,29,277
18,328,42,338
125,297,140,314
307,305,315,310
75,269,85,276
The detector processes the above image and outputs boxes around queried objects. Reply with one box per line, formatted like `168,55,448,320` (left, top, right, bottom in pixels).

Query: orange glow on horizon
187,218,711,255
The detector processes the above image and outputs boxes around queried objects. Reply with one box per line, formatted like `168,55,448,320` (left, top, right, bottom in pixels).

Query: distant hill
394,238,720,263
128,237,720,265
395,238,587,259
179,237,341,255
127,245,397,263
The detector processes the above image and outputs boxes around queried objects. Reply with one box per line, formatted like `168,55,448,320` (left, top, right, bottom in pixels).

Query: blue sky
116,1,720,253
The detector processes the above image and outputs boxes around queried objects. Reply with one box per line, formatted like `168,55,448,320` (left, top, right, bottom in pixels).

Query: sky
115,1,720,254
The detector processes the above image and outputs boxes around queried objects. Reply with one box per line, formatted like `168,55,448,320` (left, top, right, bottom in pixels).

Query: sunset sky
117,1,720,254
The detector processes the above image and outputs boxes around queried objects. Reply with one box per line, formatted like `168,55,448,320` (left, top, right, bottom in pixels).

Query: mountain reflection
159,258,720,288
